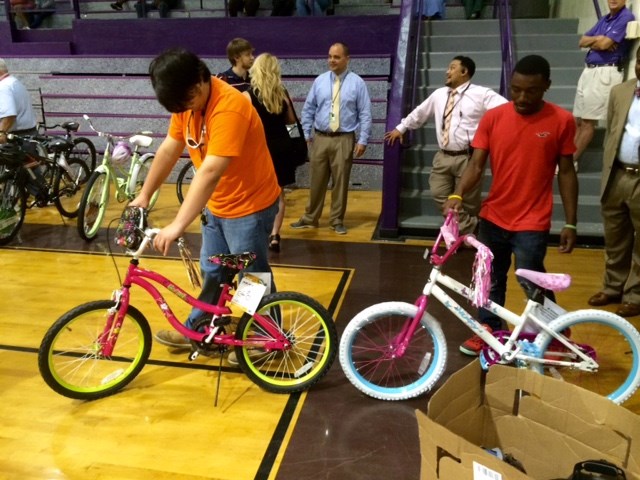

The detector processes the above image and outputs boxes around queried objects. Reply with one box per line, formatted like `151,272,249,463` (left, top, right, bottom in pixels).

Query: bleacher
1,0,398,29
9,54,391,188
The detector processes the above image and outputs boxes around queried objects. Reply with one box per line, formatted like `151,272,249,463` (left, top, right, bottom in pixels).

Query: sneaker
290,219,316,229
331,224,347,235
154,330,190,349
110,2,123,9
459,325,492,356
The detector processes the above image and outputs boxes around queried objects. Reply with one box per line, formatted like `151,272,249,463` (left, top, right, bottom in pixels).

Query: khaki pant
301,133,355,227
429,150,482,235
601,166,640,304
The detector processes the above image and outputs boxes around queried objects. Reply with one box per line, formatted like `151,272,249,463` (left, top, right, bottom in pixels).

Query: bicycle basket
0,143,26,168
115,206,148,250
111,141,132,166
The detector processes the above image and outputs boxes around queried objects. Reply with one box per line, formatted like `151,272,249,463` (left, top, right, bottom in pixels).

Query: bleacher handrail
378,0,422,237
493,0,514,98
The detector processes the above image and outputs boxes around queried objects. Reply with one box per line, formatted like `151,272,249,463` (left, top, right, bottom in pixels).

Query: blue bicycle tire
339,302,448,401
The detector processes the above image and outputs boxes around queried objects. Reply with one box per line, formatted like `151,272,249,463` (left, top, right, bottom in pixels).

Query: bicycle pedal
188,350,200,361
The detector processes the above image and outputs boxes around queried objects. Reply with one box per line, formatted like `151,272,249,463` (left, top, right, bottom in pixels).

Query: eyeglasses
186,110,206,150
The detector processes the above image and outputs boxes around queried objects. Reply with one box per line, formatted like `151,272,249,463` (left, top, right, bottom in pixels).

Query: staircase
397,16,605,244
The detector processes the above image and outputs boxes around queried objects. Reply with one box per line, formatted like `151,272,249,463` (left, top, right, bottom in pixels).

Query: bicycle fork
96,288,128,357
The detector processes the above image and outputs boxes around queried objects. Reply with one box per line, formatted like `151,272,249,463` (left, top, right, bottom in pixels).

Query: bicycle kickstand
214,354,224,407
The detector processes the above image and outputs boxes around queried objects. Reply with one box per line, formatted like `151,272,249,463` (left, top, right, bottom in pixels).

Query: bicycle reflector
112,141,132,165
115,206,148,250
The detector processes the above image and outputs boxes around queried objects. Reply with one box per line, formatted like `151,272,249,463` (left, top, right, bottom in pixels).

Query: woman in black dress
244,53,297,252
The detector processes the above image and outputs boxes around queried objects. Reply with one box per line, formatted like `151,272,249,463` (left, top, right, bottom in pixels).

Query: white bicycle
339,212,640,405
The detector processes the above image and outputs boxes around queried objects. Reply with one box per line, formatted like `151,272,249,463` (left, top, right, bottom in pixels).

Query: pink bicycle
38,207,337,400
339,212,640,404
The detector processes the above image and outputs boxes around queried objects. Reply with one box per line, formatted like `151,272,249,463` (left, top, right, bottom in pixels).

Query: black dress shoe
617,303,640,317
588,292,622,307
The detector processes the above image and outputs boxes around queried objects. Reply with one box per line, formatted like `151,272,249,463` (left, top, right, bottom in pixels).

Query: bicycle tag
231,273,267,315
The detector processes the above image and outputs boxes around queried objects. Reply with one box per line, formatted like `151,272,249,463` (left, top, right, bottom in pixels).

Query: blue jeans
186,201,278,328
477,219,554,331
296,0,329,15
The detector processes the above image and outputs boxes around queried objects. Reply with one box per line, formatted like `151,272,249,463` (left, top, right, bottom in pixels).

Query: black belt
440,148,471,156
616,161,640,174
315,130,354,137
586,63,619,68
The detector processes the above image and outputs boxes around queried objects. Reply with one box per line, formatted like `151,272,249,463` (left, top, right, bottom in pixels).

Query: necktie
442,89,457,147
330,75,341,132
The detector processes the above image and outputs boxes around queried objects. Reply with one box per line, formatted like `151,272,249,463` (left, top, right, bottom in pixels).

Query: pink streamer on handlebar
439,212,459,249
465,236,493,308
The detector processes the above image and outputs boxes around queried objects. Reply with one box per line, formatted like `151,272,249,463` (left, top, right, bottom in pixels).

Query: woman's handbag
285,90,308,167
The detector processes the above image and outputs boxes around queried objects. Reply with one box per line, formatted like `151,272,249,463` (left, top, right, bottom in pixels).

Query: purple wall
70,16,399,56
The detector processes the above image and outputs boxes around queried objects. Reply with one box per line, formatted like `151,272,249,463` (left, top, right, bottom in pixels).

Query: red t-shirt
168,76,280,218
471,101,576,231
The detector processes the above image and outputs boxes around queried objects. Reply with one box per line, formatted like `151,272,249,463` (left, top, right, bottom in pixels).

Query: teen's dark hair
513,55,551,81
149,48,211,113
452,55,476,78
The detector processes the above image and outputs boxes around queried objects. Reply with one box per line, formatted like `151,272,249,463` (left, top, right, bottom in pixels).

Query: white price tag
473,461,502,480
230,273,267,315
535,297,567,323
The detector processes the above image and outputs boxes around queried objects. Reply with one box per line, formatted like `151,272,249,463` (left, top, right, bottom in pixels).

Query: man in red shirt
443,55,578,356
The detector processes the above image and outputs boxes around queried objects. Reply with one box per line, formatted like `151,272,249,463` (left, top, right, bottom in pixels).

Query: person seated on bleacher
111,0,176,17
271,0,294,15
134,0,178,17
10,0,35,29
30,0,55,29
228,0,259,16
295,0,329,16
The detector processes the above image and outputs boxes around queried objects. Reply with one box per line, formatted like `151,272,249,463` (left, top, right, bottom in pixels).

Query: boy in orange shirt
131,48,280,349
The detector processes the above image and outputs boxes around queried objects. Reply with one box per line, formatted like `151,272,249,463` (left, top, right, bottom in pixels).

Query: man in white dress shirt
384,55,507,234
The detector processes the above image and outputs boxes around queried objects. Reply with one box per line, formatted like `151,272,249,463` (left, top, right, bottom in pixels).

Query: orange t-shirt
168,76,280,218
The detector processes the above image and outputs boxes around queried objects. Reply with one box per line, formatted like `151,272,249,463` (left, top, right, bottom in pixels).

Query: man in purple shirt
573,0,634,168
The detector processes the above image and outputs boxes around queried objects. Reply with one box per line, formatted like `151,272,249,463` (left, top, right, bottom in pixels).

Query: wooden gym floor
1,184,638,479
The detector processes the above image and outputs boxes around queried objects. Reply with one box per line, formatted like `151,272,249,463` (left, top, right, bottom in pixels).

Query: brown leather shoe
588,292,622,307
616,303,640,317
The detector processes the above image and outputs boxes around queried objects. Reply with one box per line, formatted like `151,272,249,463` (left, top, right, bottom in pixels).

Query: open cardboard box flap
419,360,640,479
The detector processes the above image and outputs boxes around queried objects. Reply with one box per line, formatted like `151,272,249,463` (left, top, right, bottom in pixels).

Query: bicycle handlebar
128,227,161,258
83,114,153,142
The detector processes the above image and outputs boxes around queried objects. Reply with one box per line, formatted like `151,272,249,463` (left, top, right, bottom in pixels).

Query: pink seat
515,269,571,292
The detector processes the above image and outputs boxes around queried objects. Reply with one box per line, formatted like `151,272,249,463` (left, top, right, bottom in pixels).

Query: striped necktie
442,89,457,147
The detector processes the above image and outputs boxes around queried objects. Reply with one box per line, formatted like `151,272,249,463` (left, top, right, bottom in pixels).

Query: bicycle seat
61,121,79,132
209,252,256,271
515,269,571,292
129,135,153,148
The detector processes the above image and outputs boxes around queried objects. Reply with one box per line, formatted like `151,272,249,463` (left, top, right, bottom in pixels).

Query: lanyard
441,82,471,124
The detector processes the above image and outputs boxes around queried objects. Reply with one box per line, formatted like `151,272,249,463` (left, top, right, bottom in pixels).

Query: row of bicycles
33,205,640,406
5,115,639,407
0,114,161,245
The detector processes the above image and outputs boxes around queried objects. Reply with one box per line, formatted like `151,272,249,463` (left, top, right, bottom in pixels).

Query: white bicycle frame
423,261,599,371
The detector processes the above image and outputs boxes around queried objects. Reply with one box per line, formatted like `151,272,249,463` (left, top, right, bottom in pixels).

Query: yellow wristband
448,194,463,201
564,224,577,230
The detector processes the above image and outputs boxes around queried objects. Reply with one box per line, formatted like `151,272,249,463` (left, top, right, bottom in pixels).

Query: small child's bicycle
77,114,159,241
339,211,640,405
39,207,337,400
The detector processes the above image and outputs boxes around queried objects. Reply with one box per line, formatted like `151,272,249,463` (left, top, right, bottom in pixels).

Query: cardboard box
418,361,640,480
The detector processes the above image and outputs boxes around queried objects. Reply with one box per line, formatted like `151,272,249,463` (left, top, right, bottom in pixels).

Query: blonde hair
249,53,287,115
